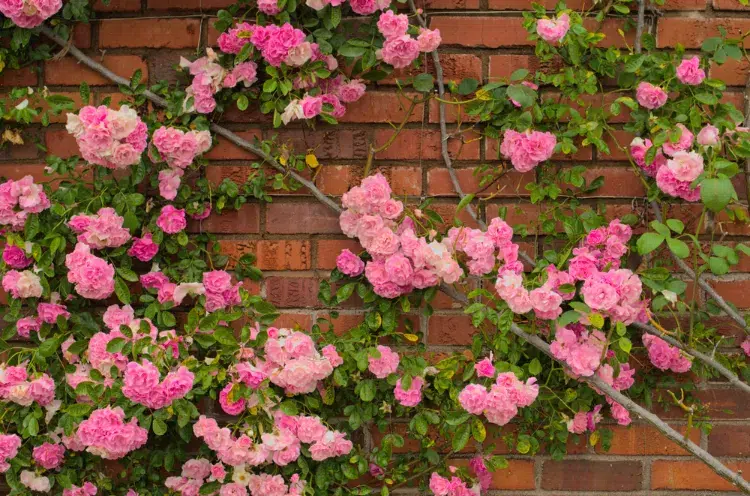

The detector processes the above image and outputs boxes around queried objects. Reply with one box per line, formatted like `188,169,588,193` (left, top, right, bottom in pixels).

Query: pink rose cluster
642,334,692,373
68,207,131,249
181,48,258,114
495,265,572,321
0,434,21,472
0,365,55,407
122,359,194,410
280,76,366,124
428,471,477,496
164,458,226,496
566,404,603,434
458,371,539,426
65,242,115,300
394,376,424,407
261,327,337,395
367,345,399,378
32,442,66,470
500,129,557,172
151,127,212,199
15,301,69,338
536,13,570,43
0,176,50,230
157,205,187,234
191,412,352,470
376,11,441,68
2,269,42,299
0,0,62,28
203,270,242,313
250,23,308,67
550,325,606,377
85,304,159,376
75,407,148,459
66,105,147,170
581,268,645,325
62,482,98,496
20,470,50,492
630,124,705,202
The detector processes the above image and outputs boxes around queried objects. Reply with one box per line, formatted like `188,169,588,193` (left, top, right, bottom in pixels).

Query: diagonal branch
38,26,342,215
632,321,750,395
40,22,750,491
442,281,750,493
650,201,746,329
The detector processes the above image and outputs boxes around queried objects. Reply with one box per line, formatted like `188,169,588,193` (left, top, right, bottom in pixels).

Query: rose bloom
697,124,720,147
635,82,668,110
676,56,705,86
666,151,703,182
417,28,441,52
336,249,365,276
381,35,420,69
156,205,187,234
536,13,570,43
32,443,65,470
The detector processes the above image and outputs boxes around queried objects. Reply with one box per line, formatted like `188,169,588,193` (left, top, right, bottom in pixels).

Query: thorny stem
41,19,750,493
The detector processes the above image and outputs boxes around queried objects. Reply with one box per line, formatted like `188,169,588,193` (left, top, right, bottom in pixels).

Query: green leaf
509,69,529,81
701,177,735,212
358,380,375,402
709,256,730,275
452,423,471,451
411,73,434,93
338,44,367,58
666,219,684,234
528,358,542,376
106,337,127,353
114,277,131,304
695,93,718,105
457,78,478,95
116,267,139,282
666,237,690,259
213,327,237,346
507,84,536,108
79,81,90,105
636,233,665,255
237,95,249,111
152,418,168,435
619,337,632,354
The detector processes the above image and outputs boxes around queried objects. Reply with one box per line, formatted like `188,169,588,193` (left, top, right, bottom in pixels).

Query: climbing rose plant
0,0,750,495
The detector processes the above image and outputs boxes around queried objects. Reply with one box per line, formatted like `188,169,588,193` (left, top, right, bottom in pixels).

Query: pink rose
536,13,570,43
666,150,703,182
337,79,366,103
635,82,668,110
381,35,420,69
676,56,705,86
157,205,187,234
697,124,720,147
128,233,159,262
377,10,408,39
417,28,441,52
2,245,32,269
336,249,365,277
32,443,65,470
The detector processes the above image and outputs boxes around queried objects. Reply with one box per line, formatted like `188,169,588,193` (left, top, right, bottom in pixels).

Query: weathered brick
428,17,532,48
657,18,750,48
147,0,234,8
0,67,38,87
599,424,699,456
426,314,475,345
45,56,148,86
339,92,425,124
427,167,533,197
374,129,480,160
266,276,320,308
651,460,750,490
190,204,260,234
315,239,362,270
99,19,201,48
218,239,311,270
93,0,141,12
203,130,262,160
708,424,750,456
266,202,341,234
541,460,643,491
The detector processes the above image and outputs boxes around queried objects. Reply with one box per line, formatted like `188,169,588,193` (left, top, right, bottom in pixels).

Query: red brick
73,24,92,49
710,280,750,309
0,67,38,87
651,460,750,490
315,166,352,196
452,459,535,490
266,202,341,234
374,129,480,160
339,92,424,124
427,314,475,345
713,0,750,9
380,167,423,196
489,0,590,7
93,0,141,11
0,164,48,182
600,424,699,456
100,19,201,48
316,239,362,270
708,424,750,456
274,129,368,160
423,0,480,8
580,167,645,197
660,0,709,8
190,204,260,234
218,240,311,270
204,130,262,160
428,17,532,48
601,130,635,161
427,167,533,197
45,56,148,87
387,54,482,84
582,18,634,48
321,312,365,335
266,276,320,308
45,130,79,158
271,312,312,329
710,58,750,86
541,460,643,491
657,18,750,48
147,0,234,7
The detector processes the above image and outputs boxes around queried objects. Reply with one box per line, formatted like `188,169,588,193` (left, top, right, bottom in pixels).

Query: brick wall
2,0,750,493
